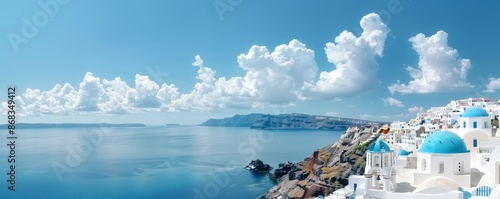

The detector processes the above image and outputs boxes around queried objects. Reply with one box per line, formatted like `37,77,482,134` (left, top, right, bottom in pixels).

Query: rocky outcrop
200,113,384,130
245,159,273,173
262,124,383,199
269,161,295,180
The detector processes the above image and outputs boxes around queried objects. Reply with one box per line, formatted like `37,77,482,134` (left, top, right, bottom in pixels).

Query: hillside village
264,98,500,199
323,97,500,199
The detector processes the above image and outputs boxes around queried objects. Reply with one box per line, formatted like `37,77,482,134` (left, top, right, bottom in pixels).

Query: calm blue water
0,126,342,199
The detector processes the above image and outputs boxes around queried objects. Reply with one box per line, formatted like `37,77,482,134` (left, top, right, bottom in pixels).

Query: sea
0,126,343,199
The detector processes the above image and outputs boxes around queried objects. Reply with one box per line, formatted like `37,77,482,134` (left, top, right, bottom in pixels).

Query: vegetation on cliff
262,124,383,199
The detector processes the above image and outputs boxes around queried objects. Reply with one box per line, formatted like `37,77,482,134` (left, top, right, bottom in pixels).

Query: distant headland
199,113,387,130
0,123,146,129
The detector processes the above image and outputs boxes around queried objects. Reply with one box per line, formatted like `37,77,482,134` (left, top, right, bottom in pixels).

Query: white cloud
1,13,394,117
172,39,318,110
169,55,227,111
388,30,473,94
156,83,180,111
235,39,318,103
20,83,77,116
128,74,162,108
324,112,338,116
408,106,424,114
404,106,425,117
333,98,342,102
6,73,181,116
359,106,424,121
75,72,105,111
303,13,390,98
483,77,500,93
360,114,391,120
99,77,133,114
383,97,404,107
3,38,320,116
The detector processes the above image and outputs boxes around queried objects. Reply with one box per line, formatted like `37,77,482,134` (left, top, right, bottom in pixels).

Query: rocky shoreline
261,124,383,198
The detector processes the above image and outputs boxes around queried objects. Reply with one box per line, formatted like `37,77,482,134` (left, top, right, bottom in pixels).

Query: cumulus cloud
99,77,133,114
303,13,389,98
169,55,227,111
4,72,180,116
408,106,424,114
234,39,318,103
19,84,76,116
483,78,500,93
172,40,318,110
401,106,425,118
383,97,404,107
1,13,394,116
76,72,105,111
388,30,473,94
2,37,319,116
4,38,318,116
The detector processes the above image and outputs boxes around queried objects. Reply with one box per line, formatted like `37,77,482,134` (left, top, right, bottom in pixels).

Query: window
374,155,380,167
463,122,466,128
367,154,371,166
458,161,463,173
384,155,389,167
498,165,500,183
422,159,427,171
473,121,477,128
485,121,487,128
473,138,478,147
439,161,444,174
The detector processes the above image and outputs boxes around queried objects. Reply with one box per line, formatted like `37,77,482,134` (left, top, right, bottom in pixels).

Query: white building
364,138,395,192
323,98,500,199
413,131,471,188
458,107,492,137
329,130,500,199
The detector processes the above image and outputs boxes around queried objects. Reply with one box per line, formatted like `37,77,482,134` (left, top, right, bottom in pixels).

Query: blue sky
1,0,500,125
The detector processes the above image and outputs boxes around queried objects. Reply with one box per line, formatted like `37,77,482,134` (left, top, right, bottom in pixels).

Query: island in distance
0,123,146,129
199,113,386,130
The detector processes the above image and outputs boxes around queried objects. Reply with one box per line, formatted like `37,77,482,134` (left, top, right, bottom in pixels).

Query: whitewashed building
325,100,500,199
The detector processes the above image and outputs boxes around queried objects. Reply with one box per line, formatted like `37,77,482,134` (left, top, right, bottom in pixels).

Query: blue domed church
413,131,472,188
364,138,395,193
459,107,492,136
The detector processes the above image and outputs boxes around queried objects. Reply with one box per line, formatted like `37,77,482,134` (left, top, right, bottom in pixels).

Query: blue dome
462,107,489,117
398,150,410,156
420,131,469,154
369,138,391,152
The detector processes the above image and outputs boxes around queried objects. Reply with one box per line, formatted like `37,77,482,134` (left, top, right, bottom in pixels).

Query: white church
323,106,500,199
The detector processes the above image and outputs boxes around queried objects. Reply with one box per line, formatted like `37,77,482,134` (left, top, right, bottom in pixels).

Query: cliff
199,113,265,127
200,113,383,130
262,124,383,199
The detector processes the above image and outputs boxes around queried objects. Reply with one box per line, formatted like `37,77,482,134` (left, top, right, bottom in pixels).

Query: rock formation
262,124,383,199
245,159,273,173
